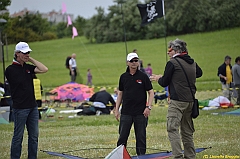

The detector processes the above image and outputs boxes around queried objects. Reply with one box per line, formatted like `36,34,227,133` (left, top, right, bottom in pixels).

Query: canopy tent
50,82,94,102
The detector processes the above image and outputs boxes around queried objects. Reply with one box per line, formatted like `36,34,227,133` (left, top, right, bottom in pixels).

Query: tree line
0,0,240,44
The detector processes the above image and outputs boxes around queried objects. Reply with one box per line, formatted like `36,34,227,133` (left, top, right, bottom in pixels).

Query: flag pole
120,0,128,57
162,0,168,63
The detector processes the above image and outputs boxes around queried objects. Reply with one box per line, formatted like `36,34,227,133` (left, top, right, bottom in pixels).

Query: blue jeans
11,107,39,159
117,114,148,155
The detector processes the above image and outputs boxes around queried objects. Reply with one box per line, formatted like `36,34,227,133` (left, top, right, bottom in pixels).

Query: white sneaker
96,110,102,116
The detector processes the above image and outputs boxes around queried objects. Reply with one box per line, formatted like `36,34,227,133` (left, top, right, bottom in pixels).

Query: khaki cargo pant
167,100,196,159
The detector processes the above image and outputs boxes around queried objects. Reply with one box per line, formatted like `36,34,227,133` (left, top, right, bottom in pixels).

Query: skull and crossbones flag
137,0,165,26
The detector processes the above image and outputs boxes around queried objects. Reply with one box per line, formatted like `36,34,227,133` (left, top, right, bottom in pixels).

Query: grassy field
0,28,240,159
0,90,239,159
0,27,240,92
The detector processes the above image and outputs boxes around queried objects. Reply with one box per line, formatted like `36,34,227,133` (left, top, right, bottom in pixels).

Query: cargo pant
222,83,231,100
167,100,196,159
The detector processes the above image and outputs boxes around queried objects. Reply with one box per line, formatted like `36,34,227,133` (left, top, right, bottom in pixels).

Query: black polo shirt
119,68,153,115
5,62,37,109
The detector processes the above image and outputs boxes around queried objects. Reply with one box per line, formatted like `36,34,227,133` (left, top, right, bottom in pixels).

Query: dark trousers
117,114,148,155
36,100,42,119
235,84,240,104
94,107,110,114
69,68,77,82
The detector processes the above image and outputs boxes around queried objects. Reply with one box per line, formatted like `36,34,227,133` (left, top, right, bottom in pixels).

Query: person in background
89,87,116,115
217,55,232,100
86,68,93,87
0,82,5,110
69,53,77,82
145,63,153,77
5,41,48,159
111,87,119,102
132,49,146,74
3,79,14,122
133,49,137,53
150,39,202,159
139,59,146,74
33,74,43,119
154,86,168,105
232,56,240,105
0,82,5,98
115,52,154,155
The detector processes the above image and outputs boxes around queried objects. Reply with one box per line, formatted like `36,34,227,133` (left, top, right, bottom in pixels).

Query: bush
42,32,57,41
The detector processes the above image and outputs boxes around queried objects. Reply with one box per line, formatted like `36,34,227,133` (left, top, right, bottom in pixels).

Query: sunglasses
129,59,139,63
168,48,173,52
21,51,30,54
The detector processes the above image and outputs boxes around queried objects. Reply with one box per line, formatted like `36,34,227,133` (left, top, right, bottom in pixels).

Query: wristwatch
146,106,152,110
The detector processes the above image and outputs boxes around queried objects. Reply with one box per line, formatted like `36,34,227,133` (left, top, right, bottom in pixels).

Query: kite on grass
41,145,211,159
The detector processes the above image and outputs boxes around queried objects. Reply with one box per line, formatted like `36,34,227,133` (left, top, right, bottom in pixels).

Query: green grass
0,91,239,159
1,29,240,158
1,27,240,92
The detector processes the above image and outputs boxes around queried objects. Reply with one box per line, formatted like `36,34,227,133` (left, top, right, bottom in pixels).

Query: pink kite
62,2,67,14
72,26,78,39
67,15,72,27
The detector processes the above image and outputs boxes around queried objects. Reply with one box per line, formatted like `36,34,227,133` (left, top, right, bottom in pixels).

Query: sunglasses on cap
129,59,139,63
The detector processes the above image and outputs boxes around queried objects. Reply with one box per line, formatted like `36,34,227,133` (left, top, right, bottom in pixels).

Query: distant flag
72,26,78,39
62,2,67,14
67,15,72,27
137,0,165,26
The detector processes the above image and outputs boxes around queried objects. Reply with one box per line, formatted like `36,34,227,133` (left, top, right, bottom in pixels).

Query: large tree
4,13,51,43
0,0,11,11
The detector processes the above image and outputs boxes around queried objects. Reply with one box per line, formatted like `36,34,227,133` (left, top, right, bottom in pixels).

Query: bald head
72,53,76,59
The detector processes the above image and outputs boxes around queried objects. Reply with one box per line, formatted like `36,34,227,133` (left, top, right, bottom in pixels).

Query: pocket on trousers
167,112,179,132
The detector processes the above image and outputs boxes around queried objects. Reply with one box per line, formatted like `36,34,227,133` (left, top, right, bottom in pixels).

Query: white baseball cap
127,53,139,61
15,42,32,53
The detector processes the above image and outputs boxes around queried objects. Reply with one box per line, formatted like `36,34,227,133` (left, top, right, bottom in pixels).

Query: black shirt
217,62,232,84
119,68,153,115
89,90,115,106
5,62,37,109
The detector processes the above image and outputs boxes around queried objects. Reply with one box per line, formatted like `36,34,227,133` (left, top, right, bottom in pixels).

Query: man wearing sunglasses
115,52,154,155
5,42,48,159
150,39,202,159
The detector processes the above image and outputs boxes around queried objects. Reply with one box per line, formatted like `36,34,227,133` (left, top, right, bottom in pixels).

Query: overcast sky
7,0,116,19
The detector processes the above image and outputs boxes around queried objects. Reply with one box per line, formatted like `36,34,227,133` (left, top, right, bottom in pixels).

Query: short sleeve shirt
5,63,37,109
119,69,153,115
69,58,77,68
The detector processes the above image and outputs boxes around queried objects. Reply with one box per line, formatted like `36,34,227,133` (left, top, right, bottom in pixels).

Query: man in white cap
114,52,154,155
5,42,48,159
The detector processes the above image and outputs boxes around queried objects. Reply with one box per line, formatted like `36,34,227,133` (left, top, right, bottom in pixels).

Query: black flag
137,0,164,26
